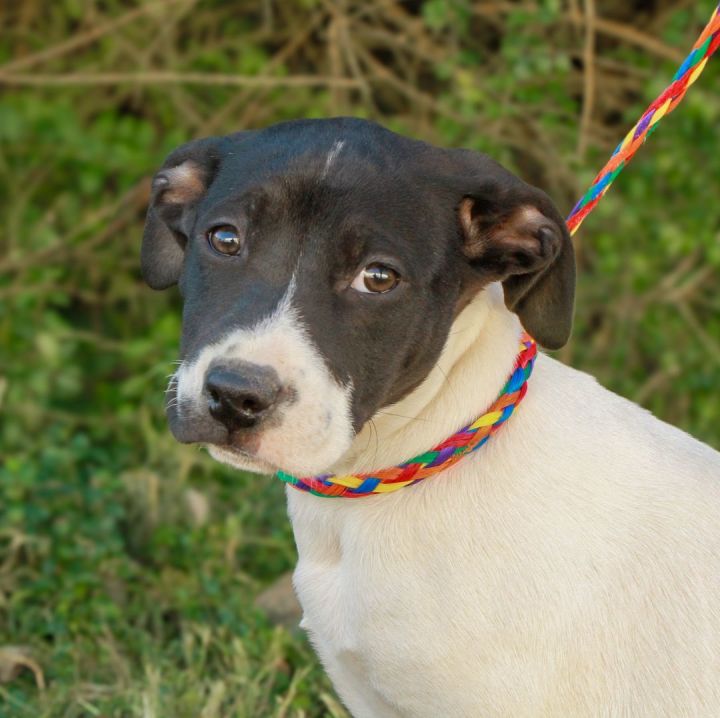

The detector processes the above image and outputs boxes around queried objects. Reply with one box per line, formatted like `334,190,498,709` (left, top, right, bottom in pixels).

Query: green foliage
1,0,719,715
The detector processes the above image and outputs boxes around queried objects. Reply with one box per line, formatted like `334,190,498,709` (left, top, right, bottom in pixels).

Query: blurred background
1,1,718,715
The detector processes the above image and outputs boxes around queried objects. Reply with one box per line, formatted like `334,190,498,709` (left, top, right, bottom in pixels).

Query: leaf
0,646,46,690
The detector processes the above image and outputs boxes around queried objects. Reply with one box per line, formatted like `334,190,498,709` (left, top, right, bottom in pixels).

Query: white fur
284,283,720,717
174,280,354,475
322,139,346,179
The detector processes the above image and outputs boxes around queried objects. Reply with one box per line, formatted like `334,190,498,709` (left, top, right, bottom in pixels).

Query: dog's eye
207,225,242,256
351,263,401,294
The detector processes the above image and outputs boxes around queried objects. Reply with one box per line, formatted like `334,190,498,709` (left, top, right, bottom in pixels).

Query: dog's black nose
204,364,280,431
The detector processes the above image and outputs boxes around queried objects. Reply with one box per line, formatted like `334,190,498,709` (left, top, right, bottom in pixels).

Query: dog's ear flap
141,137,222,290
456,161,575,349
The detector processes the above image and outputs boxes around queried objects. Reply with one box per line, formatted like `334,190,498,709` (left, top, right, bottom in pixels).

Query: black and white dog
142,118,720,717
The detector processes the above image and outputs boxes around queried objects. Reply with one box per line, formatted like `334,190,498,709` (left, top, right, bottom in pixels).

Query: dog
142,117,720,717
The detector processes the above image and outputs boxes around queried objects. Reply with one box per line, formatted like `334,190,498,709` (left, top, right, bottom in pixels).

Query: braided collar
276,334,537,498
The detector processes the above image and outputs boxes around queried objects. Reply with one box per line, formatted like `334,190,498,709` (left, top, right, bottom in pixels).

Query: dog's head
142,118,574,475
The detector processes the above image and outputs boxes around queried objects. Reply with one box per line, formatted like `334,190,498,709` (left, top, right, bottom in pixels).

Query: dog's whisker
368,418,380,469
359,415,379,458
434,361,462,417
360,423,373,455
375,410,429,423
445,326,473,338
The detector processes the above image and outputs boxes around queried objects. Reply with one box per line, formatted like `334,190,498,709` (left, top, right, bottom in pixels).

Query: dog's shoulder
531,353,720,467
511,352,720,521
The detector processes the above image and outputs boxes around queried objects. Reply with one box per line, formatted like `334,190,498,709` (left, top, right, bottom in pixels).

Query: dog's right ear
141,137,222,290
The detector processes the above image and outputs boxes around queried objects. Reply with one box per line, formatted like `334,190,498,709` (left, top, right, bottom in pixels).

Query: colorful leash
277,7,719,498
566,3,720,235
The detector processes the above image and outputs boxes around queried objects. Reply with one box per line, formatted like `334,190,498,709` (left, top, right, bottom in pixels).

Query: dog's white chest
290,517,406,716
287,480,551,718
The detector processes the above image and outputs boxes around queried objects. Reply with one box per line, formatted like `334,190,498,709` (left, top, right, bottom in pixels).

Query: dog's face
142,118,574,475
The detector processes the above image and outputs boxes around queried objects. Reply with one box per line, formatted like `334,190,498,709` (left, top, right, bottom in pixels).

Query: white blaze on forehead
174,278,355,475
321,139,346,179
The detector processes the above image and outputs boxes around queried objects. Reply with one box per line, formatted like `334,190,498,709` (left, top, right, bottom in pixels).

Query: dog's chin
206,435,356,478
206,444,277,475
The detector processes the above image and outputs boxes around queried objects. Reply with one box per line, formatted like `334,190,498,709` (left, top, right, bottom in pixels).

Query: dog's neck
330,283,525,477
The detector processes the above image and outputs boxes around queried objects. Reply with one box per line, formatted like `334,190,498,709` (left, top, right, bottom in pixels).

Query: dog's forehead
212,119,437,189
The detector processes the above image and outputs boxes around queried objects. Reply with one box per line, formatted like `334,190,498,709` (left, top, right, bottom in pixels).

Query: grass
1,435,348,717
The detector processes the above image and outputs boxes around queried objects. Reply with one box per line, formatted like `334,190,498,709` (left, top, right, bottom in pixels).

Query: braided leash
278,6,719,498
566,3,720,236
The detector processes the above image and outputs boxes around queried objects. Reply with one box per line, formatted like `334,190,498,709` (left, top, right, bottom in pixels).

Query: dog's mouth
205,442,278,475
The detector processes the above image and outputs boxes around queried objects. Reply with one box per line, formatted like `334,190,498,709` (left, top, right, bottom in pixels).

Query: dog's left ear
456,161,575,349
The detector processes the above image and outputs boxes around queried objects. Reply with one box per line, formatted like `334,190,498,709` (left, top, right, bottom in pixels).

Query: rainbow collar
276,334,537,498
